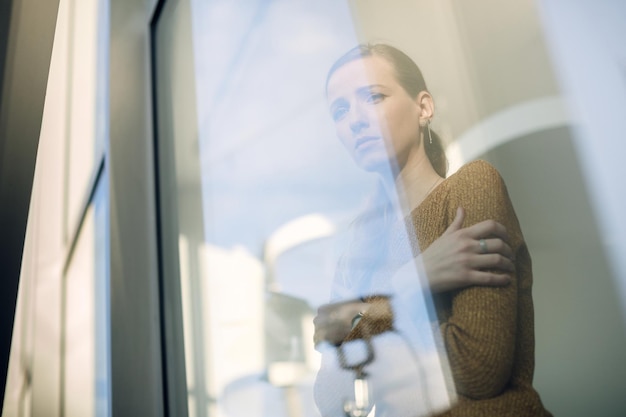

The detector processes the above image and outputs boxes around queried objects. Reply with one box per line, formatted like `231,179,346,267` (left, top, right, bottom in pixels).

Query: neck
379,145,443,215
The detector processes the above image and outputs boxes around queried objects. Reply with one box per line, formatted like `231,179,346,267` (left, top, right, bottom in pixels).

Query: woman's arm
438,160,522,399
314,183,516,348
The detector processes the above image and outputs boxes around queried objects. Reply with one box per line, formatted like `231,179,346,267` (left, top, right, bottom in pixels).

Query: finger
314,324,344,347
470,253,515,272
442,206,465,236
468,270,512,286
313,328,324,346
476,238,514,260
317,299,364,313
464,219,509,241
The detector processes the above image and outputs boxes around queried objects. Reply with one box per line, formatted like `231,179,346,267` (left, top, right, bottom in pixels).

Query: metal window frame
107,0,168,415
149,0,189,416
107,0,190,415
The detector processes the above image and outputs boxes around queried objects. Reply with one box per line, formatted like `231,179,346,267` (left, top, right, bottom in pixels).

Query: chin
356,156,393,175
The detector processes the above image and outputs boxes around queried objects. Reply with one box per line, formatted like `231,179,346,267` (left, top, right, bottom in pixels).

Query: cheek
382,104,419,142
372,108,398,143
334,123,352,150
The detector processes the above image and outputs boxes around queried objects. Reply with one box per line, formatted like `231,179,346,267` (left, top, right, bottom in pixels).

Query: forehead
326,56,398,101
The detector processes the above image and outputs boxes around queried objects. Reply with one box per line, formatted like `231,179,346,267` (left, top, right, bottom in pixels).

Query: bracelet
351,311,365,329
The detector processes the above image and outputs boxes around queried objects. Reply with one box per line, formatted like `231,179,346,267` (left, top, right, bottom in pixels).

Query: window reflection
157,0,466,415
157,0,370,415
156,0,626,416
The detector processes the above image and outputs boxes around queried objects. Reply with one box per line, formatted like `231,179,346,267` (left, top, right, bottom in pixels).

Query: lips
355,135,380,150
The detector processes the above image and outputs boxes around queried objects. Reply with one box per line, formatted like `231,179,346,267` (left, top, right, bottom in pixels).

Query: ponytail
424,127,448,178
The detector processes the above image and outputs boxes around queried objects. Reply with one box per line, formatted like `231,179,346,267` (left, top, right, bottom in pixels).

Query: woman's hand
313,300,370,347
314,207,513,346
421,207,515,293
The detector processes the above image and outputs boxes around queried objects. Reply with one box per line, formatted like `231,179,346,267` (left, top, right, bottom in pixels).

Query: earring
427,120,433,145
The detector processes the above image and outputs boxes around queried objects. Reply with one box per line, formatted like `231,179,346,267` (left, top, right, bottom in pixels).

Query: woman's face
326,55,426,173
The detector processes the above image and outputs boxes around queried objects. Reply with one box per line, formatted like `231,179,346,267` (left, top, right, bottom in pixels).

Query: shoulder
445,160,516,223
450,160,504,188
446,160,507,200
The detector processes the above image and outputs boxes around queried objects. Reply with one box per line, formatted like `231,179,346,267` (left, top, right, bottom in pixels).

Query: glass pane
155,1,452,417
155,1,626,417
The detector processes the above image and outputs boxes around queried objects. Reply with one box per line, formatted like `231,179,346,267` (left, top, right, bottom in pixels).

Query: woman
314,44,551,417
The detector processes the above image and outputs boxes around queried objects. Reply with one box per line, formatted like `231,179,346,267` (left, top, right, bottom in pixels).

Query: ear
415,91,434,124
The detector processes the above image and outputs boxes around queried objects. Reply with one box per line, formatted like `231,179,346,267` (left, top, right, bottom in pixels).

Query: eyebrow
357,84,387,95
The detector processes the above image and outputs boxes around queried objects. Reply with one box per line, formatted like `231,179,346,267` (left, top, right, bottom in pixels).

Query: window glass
156,1,626,417
156,1,452,416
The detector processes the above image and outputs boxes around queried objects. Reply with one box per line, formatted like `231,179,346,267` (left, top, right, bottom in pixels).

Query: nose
349,104,368,135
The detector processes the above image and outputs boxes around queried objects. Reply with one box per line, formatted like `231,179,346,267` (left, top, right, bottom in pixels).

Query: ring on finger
479,238,488,254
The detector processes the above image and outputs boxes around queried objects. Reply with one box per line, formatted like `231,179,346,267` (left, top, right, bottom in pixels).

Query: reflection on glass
156,0,368,415
156,1,557,417
314,44,552,417
157,0,455,414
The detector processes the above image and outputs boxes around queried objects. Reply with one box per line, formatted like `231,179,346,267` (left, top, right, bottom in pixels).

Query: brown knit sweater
347,160,552,416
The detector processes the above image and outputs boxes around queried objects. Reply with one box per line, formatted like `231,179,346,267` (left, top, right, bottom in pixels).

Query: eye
366,92,385,103
331,105,349,122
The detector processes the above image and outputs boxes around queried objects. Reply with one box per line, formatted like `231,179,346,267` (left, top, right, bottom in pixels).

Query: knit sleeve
440,160,521,399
